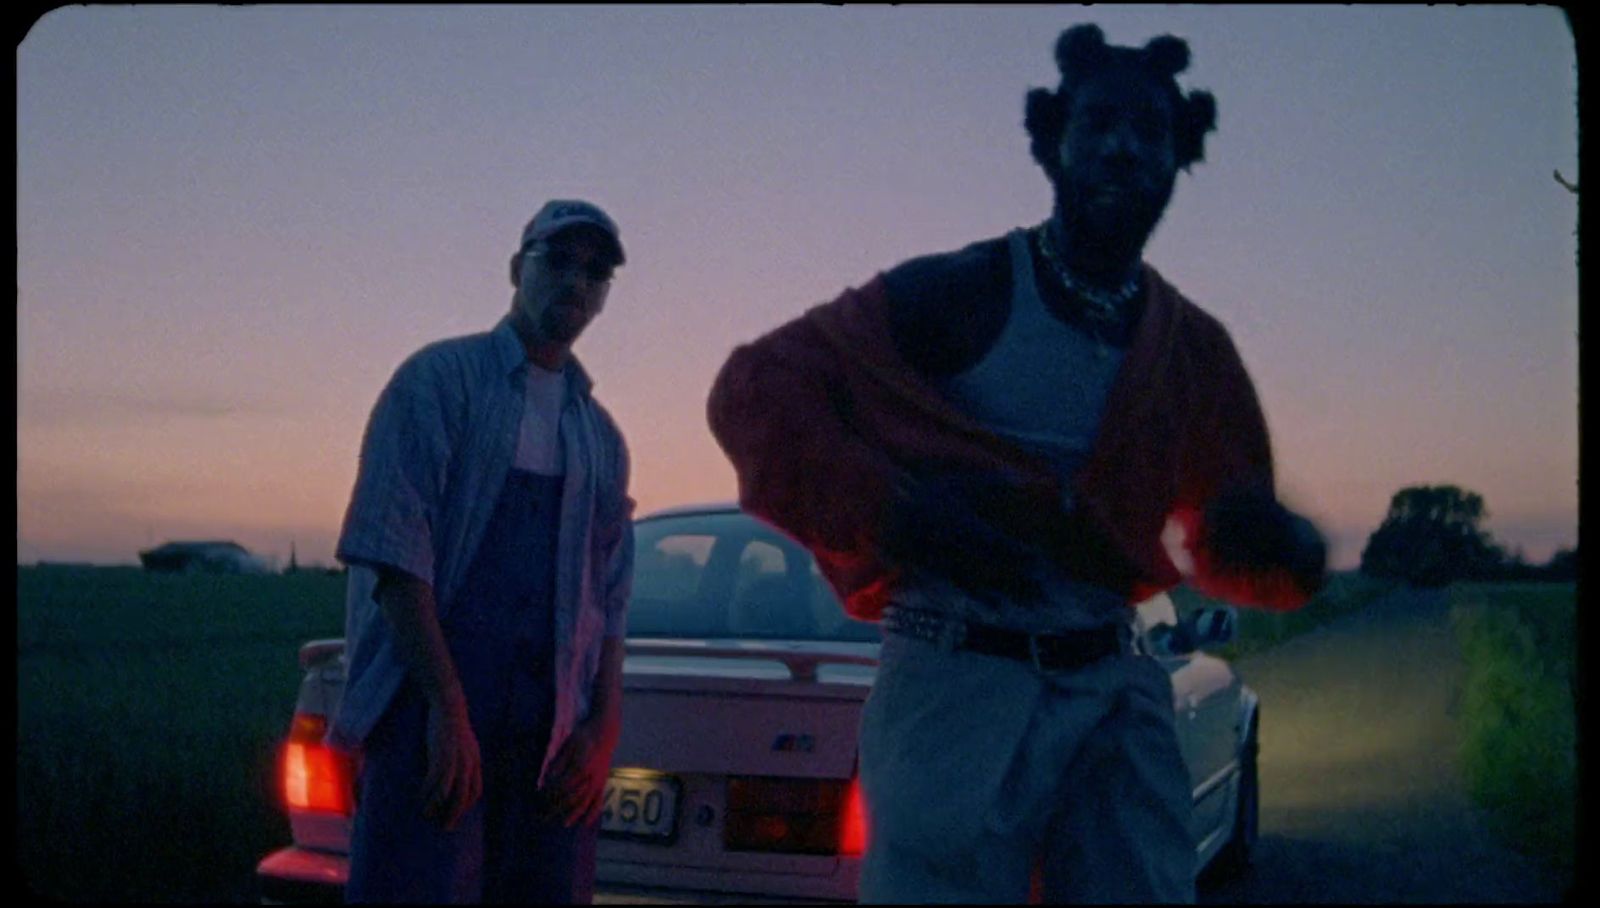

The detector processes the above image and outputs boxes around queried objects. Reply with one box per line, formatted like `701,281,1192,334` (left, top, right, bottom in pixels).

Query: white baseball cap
520,199,625,265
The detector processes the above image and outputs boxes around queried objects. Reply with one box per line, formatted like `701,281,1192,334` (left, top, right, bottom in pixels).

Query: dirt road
1200,587,1568,904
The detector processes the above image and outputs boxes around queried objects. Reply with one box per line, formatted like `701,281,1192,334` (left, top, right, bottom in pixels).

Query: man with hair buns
707,24,1326,903
333,199,636,903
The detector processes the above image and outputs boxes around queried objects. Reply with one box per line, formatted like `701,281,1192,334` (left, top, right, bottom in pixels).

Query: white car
256,503,1259,903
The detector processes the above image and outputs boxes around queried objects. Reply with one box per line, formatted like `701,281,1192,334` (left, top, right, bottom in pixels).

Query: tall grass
1449,583,1576,882
1169,569,1399,659
17,566,346,902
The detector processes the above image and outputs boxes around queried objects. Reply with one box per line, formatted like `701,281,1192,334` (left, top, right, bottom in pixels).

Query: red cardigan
706,263,1311,621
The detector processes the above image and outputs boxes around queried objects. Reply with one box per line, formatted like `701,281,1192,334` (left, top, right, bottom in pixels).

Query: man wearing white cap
333,199,635,903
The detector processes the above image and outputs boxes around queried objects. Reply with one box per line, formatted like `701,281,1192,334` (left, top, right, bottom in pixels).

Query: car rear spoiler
298,638,347,670
623,640,877,683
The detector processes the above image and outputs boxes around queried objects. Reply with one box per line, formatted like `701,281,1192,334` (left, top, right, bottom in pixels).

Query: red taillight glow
724,774,868,857
282,713,353,816
840,776,868,856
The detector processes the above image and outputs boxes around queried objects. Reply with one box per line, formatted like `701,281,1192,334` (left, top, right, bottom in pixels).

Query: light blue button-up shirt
330,316,634,786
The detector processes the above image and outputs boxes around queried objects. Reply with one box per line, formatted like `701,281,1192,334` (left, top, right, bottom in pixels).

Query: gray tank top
896,228,1130,633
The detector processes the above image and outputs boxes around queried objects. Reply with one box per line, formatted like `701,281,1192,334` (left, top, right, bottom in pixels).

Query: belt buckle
939,613,966,652
1122,621,1144,657
1028,633,1048,673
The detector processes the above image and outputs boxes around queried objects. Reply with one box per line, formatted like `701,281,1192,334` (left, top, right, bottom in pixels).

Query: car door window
729,539,815,638
732,540,786,600
628,532,727,637
640,534,714,597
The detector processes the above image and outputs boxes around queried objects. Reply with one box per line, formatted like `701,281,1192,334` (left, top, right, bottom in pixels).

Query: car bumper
595,882,847,904
255,847,346,904
255,847,850,905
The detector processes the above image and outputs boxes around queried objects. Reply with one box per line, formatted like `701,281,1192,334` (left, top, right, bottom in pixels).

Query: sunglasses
524,245,616,284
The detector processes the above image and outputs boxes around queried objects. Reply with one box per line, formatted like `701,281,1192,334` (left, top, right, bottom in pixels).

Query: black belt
885,605,1130,673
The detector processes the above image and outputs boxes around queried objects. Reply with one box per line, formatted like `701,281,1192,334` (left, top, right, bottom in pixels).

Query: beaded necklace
1032,221,1141,345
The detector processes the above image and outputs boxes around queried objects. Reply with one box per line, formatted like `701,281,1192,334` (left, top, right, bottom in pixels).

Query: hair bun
1142,35,1190,76
1186,90,1217,134
1055,23,1108,76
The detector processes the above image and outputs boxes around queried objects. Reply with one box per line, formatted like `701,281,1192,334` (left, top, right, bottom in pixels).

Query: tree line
1359,484,1577,587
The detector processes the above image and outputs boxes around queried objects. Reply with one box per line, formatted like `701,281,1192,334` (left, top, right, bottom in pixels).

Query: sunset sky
17,5,1579,571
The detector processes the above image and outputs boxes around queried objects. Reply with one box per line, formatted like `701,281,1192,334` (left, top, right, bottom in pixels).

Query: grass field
1448,582,1576,880
17,564,1396,901
17,565,347,903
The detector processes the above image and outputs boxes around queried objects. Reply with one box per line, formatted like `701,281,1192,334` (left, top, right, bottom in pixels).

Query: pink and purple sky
17,6,1578,570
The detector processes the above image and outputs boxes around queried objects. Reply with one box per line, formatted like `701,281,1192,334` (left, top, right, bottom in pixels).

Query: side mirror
1143,606,1238,657
1188,606,1237,649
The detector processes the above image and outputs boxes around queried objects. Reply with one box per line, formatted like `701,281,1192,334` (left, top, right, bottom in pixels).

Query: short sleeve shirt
330,317,635,787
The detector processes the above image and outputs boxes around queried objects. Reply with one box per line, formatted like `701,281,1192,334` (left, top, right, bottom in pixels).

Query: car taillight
724,775,868,856
840,775,868,856
281,713,353,816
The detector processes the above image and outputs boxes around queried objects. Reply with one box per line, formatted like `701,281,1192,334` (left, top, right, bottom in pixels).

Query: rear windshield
627,511,882,643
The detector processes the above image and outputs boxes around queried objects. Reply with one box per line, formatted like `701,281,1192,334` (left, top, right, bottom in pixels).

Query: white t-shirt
514,363,567,476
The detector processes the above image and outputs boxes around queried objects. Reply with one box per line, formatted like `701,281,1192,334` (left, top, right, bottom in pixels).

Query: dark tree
1360,484,1499,586
1543,546,1578,582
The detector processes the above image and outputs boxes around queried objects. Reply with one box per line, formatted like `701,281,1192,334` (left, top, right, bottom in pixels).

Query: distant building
138,540,273,574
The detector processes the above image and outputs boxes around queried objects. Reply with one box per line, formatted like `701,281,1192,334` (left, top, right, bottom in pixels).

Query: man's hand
539,713,621,827
1203,484,1328,598
370,569,483,830
880,470,1045,602
423,699,482,831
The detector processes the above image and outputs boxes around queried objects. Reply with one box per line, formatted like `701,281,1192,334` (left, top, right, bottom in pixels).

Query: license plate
600,769,681,842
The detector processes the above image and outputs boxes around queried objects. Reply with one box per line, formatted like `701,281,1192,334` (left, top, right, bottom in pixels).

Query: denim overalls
346,468,599,904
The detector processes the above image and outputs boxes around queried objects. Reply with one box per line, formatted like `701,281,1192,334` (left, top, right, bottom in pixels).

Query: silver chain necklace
1032,222,1141,322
